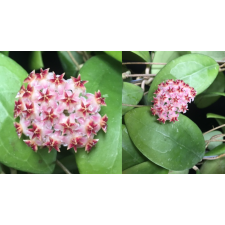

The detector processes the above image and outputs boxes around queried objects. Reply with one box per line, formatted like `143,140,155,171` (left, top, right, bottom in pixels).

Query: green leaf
191,51,225,61
204,131,223,150
207,113,225,134
104,51,122,62
0,53,57,174
122,161,168,174
75,55,122,174
57,51,84,78
206,113,225,120
148,54,219,102
122,124,146,170
53,155,78,174
131,51,151,62
122,82,143,115
151,51,190,75
169,169,189,174
195,72,225,108
28,51,44,70
200,157,225,174
205,144,225,157
124,107,205,171
122,51,151,62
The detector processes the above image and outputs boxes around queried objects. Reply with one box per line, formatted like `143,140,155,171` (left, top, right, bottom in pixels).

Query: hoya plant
0,51,122,174
122,51,225,174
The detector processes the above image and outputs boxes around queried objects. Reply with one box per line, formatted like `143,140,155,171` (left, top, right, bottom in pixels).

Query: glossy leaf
148,54,219,102
151,51,190,75
195,72,225,108
122,51,151,62
28,51,44,70
124,107,205,171
168,169,189,174
191,51,225,61
122,82,143,115
204,131,223,150
57,51,84,78
207,113,225,134
205,144,225,157
75,55,122,174
104,51,122,62
0,53,57,173
122,161,168,174
122,124,146,170
200,157,225,174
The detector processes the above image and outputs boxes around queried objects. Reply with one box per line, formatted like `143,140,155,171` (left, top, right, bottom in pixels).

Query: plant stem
67,51,80,69
192,165,199,171
203,124,225,135
219,62,225,68
203,153,225,160
56,160,72,174
83,51,90,60
219,68,225,72
141,80,146,91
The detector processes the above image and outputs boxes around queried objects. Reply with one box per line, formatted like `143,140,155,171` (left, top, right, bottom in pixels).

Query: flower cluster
151,79,196,123
14,69,108,153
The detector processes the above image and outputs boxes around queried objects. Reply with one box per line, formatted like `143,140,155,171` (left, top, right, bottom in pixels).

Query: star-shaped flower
94,90,106,106
86,120,98,137
43,108,58,124
78,101,92,118
44,137,60,153
22,84,34,98
71,74,88,89
35,68,49,80
100,115,108,133
23,103,34,118
28,124,42,140
85,138,99,152
60,92,77,107
67,136,83,153
24,139,38,152
38,89,54,103
14,98,23,118
49,72,65,86
60,118,76,135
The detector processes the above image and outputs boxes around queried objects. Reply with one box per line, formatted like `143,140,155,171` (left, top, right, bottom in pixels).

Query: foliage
122,51,225,174
0,51,122,174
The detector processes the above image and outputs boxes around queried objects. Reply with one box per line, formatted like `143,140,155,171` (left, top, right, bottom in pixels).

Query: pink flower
14,69,108,153
151,79,196,123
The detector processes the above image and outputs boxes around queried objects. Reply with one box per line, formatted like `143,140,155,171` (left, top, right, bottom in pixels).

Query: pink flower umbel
151,79,196,123
13,69,108,153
